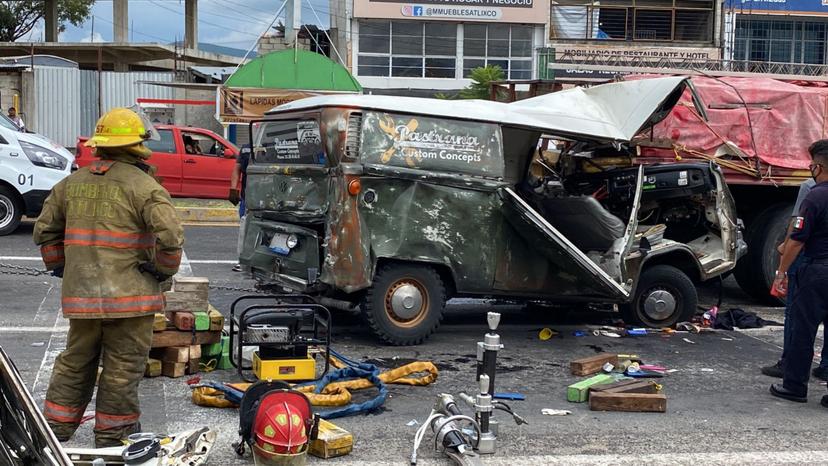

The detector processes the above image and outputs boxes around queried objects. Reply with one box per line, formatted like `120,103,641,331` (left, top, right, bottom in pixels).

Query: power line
145,0,263,38
88,14,174,43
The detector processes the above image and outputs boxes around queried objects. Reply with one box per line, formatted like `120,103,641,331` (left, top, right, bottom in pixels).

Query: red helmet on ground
251,390,313,466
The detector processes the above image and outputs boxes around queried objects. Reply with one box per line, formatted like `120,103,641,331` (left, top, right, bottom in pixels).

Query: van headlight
21,141,67,170
286,234,299,249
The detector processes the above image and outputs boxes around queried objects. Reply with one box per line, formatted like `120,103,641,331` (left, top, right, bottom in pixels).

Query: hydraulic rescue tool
229,295,331,383
410,312,526,465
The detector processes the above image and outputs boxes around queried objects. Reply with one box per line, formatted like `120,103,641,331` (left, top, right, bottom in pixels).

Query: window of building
550,0,714,42
358,20,457,78
734,18,828,65
463,24,534,79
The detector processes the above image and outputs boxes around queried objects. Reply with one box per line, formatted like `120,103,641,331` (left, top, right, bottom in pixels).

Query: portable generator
229,295,331,383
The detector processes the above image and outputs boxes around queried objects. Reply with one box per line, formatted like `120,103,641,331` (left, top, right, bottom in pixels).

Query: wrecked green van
239,77,746,345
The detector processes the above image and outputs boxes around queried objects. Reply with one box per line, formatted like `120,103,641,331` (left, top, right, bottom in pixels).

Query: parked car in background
76,125,238,199
0,113,74,236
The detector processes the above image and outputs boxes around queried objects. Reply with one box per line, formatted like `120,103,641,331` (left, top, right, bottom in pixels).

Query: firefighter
770,140,828,406
33,107,184,447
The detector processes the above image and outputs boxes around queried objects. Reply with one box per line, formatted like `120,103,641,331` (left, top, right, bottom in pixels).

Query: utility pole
44,0,58,42
113,0,128,43
285,0,301,45
185,0,198,49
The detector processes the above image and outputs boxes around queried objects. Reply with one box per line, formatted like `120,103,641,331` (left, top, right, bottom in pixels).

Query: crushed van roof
268,76,687,143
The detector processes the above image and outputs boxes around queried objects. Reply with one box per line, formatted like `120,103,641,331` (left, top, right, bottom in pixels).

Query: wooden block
309,419,354,459
570,353,619,376
193,311,210,331
145,358,162,377
208,307,224,331
591,379,658,395
173,312,195,331
153,313,167,332
189,345,202,360
151,329,221,349
187,357,200,375
567,374,615,403
162,346,189,363
162,361,186,378
589,392,667,413
173,276,209,293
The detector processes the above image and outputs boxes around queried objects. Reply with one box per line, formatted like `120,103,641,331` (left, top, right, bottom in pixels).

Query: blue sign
725,0,828,13
413,5,424,15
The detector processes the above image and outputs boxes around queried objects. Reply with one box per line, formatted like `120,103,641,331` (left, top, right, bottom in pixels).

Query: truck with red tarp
625,75,819,303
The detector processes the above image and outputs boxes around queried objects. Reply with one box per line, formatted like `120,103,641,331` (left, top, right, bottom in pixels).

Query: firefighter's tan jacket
33,150,184,319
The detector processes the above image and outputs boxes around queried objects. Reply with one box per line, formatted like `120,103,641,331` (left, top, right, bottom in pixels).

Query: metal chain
0,263,49,277
208,284,270,294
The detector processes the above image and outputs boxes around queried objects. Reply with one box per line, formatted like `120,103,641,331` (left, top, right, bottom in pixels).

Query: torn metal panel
271,77,688,143
359,176,499,293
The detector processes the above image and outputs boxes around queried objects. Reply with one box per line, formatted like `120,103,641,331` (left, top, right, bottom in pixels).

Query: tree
0,1,95,42
458,65,506,100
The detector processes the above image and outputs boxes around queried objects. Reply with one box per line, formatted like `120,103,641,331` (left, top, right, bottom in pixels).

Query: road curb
175,206,239,224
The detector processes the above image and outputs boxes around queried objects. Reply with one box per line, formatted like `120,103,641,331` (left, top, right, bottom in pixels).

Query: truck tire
621,265,698,328
0,186,22,236
361,263,446,346
733,204,790,305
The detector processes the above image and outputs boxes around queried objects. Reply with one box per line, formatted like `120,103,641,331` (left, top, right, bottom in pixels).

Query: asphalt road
2,221,827,465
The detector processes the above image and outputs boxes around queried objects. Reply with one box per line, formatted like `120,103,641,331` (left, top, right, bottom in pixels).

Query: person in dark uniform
770,140,828,406
229,144,251,272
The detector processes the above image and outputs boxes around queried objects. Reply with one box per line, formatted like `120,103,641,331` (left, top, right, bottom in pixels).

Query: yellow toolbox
252,352,316,381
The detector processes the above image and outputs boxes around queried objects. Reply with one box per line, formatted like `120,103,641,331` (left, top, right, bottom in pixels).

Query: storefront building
725,0,828,65
347,0,550,92
546,0,722,79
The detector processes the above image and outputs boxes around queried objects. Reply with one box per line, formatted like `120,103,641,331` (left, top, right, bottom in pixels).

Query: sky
26,0,332,51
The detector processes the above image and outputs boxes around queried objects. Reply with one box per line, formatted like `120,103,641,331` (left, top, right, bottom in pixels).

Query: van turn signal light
348,179,361,196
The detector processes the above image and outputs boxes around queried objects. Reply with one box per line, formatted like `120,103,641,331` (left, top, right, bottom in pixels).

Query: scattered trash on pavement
714,308,783,330
541,409,571,416
30,342,44,347
573,330,588,337
406,419,419,427
494,392,526,401
538,327,558,340
683,338,696,344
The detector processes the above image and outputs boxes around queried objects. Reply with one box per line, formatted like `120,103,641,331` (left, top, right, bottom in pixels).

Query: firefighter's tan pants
44,315,153,447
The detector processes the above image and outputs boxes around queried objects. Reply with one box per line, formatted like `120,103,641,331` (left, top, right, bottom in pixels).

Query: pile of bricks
145,277,224,378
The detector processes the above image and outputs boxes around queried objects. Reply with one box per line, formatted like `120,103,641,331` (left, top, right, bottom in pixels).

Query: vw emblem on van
279,181,288,193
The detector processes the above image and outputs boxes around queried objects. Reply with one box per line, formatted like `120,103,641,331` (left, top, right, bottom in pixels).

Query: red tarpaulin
632,75,828,170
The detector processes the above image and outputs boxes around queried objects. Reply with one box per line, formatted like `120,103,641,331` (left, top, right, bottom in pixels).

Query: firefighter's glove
139,262,172,283
229,188,240,206
51,266,64,278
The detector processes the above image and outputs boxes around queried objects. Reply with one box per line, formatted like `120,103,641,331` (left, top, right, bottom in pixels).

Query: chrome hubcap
389,283,424,320
0,196,13,230
642,289,677,321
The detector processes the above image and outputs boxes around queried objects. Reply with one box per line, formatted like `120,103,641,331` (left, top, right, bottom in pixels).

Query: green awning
225,49,362,92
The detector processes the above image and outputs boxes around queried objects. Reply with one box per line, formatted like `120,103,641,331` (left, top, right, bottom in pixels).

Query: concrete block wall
257,34,311,55
0,72,23,119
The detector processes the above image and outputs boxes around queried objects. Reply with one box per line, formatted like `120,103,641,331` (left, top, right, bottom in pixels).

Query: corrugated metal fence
33,68,174,147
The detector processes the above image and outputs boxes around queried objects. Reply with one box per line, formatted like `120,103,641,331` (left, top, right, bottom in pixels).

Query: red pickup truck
76,125,239,199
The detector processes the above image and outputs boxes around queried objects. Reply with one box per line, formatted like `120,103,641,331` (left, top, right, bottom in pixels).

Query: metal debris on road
683,338,696,344
541,409,572,416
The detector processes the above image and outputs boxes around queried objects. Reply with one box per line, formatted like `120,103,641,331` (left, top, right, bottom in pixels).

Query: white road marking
188,259,237,264
0,326,69,332
31,285,66,396
0,256,41,261
343,451,828,465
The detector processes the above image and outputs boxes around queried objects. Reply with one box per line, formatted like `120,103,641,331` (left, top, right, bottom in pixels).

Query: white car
0,115,73,235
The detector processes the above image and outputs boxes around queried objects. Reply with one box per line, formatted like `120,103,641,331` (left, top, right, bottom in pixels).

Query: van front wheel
361,263,446,346
622,265,697,328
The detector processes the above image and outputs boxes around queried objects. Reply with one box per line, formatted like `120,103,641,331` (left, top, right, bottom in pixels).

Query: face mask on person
810,162,823,181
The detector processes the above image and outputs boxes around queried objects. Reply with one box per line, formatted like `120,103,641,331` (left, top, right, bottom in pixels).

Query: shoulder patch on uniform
794,216,805,230
89,160,116,175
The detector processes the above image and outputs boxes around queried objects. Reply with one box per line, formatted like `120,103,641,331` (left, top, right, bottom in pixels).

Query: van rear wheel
622,265,698,328
361,263,445,346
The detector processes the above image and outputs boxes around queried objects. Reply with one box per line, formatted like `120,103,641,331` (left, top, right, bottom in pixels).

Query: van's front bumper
239,215,323,293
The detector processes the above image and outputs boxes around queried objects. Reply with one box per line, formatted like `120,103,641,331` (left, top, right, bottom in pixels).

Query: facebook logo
413,6,424,15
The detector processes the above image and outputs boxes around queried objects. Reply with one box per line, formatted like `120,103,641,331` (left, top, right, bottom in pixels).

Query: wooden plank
162,361,186,378
589,392,667,413
173,312,195,331
162,346,189,363
589,379,638,393
151,329,221,349
567,374,615,403
145,358,162,377
591,380,659,395
187,357,200,375
570,353,619,376
173,276,209,293
152,313,167,332
189,344,202,360
208,307,224,331
193,311,210,331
